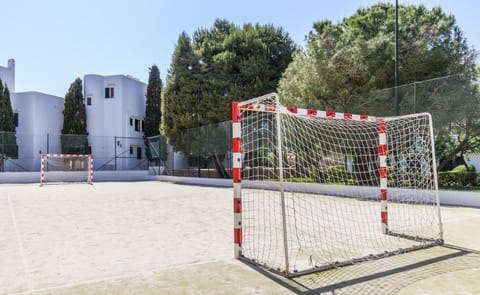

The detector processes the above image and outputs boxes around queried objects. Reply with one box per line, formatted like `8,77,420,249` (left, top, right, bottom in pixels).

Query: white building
84,74,147,170
1,60,153,172
0,59,64,171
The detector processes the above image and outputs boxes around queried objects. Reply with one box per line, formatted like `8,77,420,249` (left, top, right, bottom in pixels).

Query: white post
275,94,290,274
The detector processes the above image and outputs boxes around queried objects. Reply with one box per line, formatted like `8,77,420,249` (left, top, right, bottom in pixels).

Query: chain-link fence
1,73,479,181
162,121,232,178
0,133,149,172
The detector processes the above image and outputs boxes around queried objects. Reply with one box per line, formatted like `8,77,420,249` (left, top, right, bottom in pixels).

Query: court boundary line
10,259,220,295
8,195,34,291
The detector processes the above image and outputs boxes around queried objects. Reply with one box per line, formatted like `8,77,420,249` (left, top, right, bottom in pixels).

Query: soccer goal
232,93,443,277
40,154,93,185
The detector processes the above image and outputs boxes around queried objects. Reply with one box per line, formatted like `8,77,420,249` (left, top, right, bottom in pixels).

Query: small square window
105,87,114,98
129,118,133,126
86,97,92,105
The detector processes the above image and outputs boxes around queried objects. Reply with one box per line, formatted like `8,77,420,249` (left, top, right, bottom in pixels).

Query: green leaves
162,19,294,155
145,64,163,137
279,3,477,113
0,79,15,132
61,78,88,154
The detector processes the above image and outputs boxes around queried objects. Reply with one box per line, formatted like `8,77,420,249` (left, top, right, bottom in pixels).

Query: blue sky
1,0,478,97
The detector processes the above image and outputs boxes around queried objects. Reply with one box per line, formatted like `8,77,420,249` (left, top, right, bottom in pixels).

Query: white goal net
232,93,443,277
40,154,93,185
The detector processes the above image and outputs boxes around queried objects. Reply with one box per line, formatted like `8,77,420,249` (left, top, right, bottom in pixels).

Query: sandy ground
0,181,479,294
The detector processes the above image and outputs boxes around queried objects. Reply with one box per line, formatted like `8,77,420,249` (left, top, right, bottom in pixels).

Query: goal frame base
239,237,444,278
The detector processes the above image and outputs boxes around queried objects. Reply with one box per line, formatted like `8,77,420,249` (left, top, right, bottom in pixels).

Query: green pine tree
145,65,163,137
2,85,15,132
0,78,17,159
61,78,89,154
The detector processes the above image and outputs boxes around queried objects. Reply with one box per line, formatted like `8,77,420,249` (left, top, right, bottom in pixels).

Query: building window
86,96,92,105
136,147,142,160
105,87,114,98
141,120,145,132
14,113,18,127
135,119,141,132
129,118,133,126
130,146,133,154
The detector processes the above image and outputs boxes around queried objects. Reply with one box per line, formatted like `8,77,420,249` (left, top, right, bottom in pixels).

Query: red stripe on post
287,107,298,113
381,211,388,224
234,198,242,213
378,120,386,133
360,114,369,120
232,102,240,123
326,111,335,118
233,168,242,183
379,167,387,178
380,189,387,201
344,113,352,120
379,144,387,156
234,228,242,244
307,109,317,116
232,138,241,153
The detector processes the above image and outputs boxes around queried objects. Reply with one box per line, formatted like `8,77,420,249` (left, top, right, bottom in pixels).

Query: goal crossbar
232,93,443,277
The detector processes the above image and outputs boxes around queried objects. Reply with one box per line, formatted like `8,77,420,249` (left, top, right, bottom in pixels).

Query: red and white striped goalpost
232,102,243,258
232,99,392,258
378,119,389,234
40,153,94,186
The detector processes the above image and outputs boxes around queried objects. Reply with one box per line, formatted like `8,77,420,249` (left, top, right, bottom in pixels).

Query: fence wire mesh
1,73,479,181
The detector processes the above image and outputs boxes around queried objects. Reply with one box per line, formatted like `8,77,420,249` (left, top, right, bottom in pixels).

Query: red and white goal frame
231,96,390,258
40,153,94,186
232,93,443,277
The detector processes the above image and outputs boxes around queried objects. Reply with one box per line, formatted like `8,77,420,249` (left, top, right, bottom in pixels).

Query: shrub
311,165,356,185
438,164,478,187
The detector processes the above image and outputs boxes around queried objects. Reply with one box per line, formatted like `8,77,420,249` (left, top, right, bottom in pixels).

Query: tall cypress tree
145,65,168,162
0,78,17,159
0,79,15,132
145,65,163,137
61,78,89,154
0,79,5,130
2,85,15,132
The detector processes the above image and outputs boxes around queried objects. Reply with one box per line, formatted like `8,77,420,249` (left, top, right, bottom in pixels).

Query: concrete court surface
0,181,478,294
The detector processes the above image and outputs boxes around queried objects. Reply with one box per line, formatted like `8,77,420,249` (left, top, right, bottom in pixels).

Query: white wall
84,74,146,170
7,91,63,171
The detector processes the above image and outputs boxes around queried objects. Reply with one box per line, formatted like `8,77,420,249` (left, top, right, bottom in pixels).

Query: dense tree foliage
0,78,17,160
278,3,477,113
278,3,479,173
162,19,295,155
145,65,168,163
61,78,89,154
145,65,163,137
0,79,15,132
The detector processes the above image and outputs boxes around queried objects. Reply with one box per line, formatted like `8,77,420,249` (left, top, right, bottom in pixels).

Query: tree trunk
437,139,469,171
212,153,229,178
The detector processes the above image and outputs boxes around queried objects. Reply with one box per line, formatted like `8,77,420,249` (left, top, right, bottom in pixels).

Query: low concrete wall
0,171,157,184
1,172,478,208
156,176,480,208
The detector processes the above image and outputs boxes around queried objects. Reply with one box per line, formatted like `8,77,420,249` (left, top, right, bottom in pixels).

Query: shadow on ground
243,244,480,295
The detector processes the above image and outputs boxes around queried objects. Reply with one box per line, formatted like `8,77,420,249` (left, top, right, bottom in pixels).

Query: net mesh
238,93,442,276
41,154,92,184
